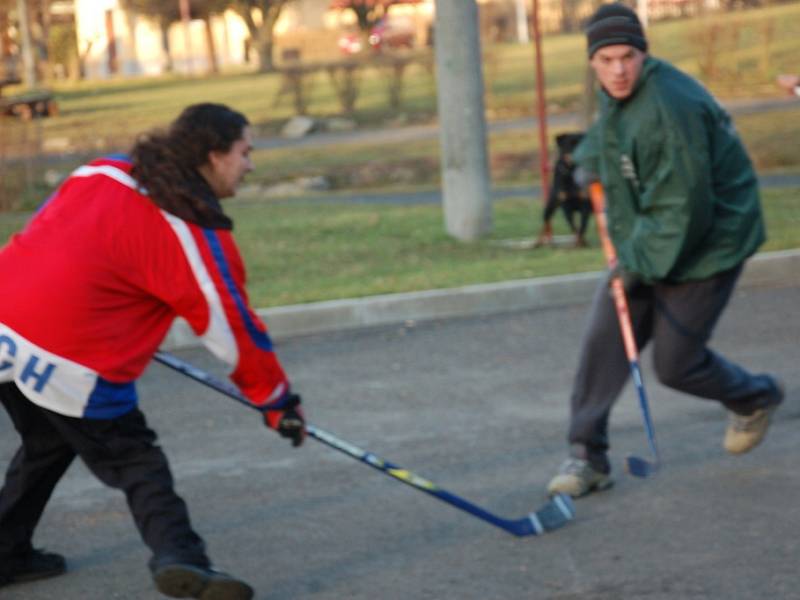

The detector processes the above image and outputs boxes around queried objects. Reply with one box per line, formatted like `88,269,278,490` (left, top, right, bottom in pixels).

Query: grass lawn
1,4,799,307
0,186,797,309
2,3,799,151
29,3,800,133
6,4,789,198
229,188,800,307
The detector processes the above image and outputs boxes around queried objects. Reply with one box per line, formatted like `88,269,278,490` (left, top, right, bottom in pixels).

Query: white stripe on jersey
72,164,143,191
160,212,239,369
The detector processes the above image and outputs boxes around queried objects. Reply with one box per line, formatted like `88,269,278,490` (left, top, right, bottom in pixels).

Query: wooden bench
272,53,434,115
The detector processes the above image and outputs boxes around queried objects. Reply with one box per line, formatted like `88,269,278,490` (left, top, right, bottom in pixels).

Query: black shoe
0,548,66,587
152,563,254,600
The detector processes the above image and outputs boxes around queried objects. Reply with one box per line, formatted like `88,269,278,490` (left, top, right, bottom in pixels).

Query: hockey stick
588,182,660,478
153,350,575,537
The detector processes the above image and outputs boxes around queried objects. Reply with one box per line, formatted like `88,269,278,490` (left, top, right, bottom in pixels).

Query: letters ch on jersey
0,334,57,393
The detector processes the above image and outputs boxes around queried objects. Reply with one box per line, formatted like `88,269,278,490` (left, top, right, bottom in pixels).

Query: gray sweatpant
568,264,775,472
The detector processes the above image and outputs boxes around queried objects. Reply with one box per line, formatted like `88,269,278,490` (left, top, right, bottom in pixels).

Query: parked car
338,15,416,55
369,16,416,51
337,29,364,55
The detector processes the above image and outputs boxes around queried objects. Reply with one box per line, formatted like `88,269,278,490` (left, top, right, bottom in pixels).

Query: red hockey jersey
0,157,289,418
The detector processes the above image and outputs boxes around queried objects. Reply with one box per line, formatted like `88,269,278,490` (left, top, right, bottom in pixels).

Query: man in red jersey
0,103,304,599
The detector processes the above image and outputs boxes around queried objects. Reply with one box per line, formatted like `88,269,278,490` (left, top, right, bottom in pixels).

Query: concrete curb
162,248,800,349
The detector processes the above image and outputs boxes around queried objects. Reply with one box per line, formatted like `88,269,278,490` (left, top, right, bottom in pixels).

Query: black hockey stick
589,183,660,477
153,350,575,537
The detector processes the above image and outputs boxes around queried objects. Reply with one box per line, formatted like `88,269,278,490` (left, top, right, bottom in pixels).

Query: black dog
535,132,592,248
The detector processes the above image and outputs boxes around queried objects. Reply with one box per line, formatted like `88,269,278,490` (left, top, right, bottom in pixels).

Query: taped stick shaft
152,351,574,536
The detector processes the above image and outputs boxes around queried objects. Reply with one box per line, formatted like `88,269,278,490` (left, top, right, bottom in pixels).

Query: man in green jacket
547,2,784,498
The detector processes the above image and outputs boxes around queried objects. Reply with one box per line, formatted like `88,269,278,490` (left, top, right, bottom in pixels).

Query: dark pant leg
0,383,76,558
40,407,210,567
577,203,592,237
566,276,655,471
650,266,775,414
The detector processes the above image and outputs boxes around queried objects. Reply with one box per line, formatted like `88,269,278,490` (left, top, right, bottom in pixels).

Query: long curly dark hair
130,103,249,229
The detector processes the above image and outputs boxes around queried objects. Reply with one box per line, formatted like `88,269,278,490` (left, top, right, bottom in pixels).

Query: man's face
590,45,646,100
204,126,254,199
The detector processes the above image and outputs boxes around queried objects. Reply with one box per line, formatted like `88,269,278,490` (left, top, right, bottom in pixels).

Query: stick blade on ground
625,455,658,478
509,493,575,536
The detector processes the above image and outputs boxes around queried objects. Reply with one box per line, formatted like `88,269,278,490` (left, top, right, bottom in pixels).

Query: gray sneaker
547,457,613,498
724,376,785,455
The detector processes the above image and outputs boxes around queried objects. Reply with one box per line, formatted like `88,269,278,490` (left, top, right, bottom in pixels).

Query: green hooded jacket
575,57,765,283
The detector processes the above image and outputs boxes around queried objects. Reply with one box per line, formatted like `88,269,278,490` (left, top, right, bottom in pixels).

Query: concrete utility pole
16,0,37,87
433,0,492,241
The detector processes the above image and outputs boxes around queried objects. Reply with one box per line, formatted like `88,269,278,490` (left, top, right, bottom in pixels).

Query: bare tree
229,0,294,72
16,0,36,85
119,0,179,71
120,0,228,74
191,0,230,74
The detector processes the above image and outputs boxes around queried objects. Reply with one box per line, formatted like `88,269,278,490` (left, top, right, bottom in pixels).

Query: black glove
263,393,306,447
608,263,640,295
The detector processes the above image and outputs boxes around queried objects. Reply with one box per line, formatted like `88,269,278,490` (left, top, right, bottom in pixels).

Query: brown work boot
724,377,785,455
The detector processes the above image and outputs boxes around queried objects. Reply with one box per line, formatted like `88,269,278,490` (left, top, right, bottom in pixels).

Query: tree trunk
159,22,173,72
16,0,38,86
560,0,576,32
203,17,218,73
234,2,290,73
255,38,273,72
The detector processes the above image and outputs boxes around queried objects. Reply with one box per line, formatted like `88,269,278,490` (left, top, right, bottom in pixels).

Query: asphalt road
1,279,798,599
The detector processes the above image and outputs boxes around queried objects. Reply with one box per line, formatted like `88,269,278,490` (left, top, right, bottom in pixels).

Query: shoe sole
575,477,614,498
0,566,66,587
200,577,255,600
548,476,614,498
154,565,254,600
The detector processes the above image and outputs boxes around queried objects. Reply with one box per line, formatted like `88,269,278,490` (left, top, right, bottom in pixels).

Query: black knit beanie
586,3,648,58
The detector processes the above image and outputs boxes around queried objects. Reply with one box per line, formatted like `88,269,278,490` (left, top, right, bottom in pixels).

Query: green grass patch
3,4,800,211
2,188,797,308
4,3,799,148
206,187,800,307
1,6,799,308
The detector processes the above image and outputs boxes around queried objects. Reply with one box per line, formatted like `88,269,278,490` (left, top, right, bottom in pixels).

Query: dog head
555,132,585,156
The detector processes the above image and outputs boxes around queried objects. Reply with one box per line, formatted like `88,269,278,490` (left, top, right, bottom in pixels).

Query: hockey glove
263,393,306,447
573,166,599,189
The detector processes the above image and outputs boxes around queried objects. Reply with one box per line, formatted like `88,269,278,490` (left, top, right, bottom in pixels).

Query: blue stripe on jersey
84,377,138,419
202,229,274,352
102,153,131,163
